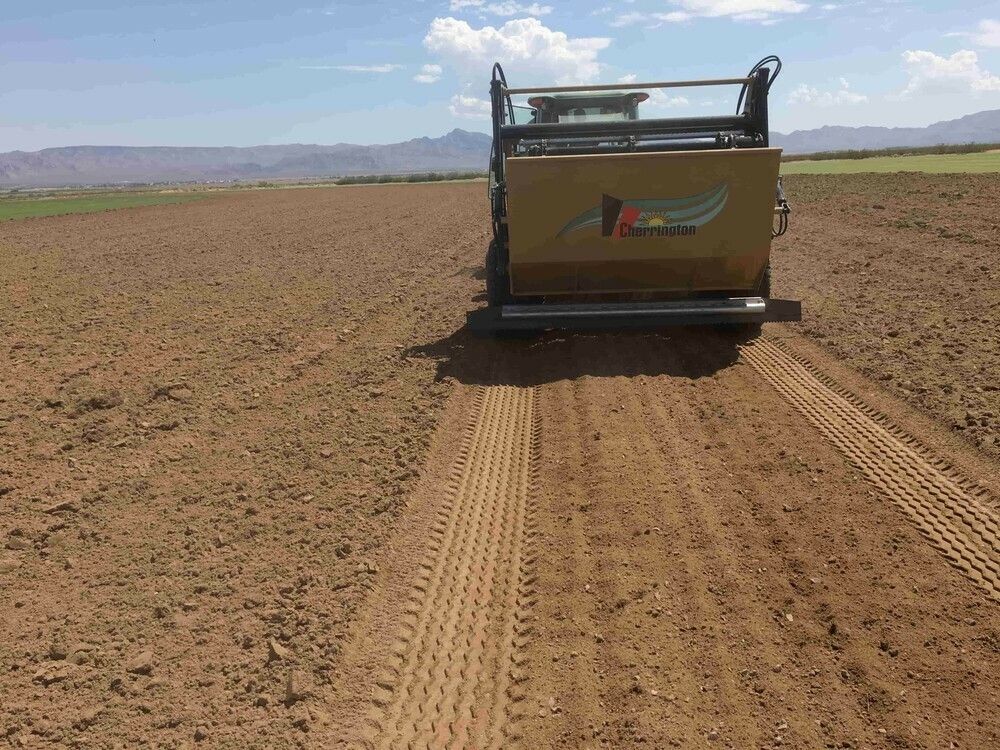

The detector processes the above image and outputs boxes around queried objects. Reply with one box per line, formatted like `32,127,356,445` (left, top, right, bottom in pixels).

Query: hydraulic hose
736,55,782,114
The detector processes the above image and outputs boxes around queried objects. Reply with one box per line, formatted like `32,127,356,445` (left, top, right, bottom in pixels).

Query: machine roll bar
500,114,750,140
497,68,770,145
504,77,752,95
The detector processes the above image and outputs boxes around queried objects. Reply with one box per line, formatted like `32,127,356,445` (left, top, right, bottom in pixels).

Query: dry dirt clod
75,389,124,413
285,669,311,705
167,386,194,402
125,650,155,675
267,638,292,662
73,707,103,730
33,663,76,686
5,536,32,551
43,499,78,514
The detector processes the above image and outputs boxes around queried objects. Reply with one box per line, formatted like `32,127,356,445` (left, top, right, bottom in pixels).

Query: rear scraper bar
467,297,802,333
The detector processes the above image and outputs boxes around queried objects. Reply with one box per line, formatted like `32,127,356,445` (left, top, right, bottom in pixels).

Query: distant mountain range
0,129,492,188
2,110,999,188
772,109,1000,154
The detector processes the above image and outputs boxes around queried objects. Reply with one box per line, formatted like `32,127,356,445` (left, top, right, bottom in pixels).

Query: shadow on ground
407,324,751,388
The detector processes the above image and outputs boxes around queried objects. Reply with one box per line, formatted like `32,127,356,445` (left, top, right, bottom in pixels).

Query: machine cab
527,92,650,124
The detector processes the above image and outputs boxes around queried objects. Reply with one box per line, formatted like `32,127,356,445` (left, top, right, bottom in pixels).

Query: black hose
491,63,515,124
489,63,517,241
736,55,782,114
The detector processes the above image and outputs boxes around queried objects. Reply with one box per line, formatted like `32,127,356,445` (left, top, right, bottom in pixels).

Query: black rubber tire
485,240,512,307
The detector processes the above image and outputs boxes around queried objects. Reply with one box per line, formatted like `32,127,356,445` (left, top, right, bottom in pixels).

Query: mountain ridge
2,110,999,188
0,129,493,188
771,109,1000,153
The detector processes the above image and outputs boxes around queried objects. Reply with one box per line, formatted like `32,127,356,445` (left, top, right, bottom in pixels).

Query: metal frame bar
505,77,752,95
500,114,748,141
540,140,730,155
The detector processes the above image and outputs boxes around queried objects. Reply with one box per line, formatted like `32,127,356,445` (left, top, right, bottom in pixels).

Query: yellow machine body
504,147,781,296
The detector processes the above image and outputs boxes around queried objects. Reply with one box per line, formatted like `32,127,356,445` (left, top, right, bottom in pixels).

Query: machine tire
483,240,537,338
485,240,513,308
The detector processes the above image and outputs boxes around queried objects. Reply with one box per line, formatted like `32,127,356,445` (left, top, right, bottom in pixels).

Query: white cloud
414,64,443,84
448,0,553,16
956,19,1000,48
972,19,1000,47
609,12,645,27
667,0,808,23
648,91,691,109
486,2,554,16
449,94,492,119
609,11,691,27
301,64,402,73
788,77,868,106
617,73,638,83
899,49,1000,97
424,17,611,85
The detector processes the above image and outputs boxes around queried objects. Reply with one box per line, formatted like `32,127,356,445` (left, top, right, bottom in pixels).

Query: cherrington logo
557,183,729,239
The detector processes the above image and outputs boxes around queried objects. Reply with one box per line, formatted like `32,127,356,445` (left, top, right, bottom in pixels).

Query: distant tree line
782,142,1000,162
334,171,487,185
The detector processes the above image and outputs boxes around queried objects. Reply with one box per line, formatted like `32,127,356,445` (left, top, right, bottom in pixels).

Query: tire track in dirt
743,338,1000,599
367,385,539,749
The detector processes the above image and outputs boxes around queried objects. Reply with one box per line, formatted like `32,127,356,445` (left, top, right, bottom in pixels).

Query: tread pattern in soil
367,385,539,749
743,338,999,599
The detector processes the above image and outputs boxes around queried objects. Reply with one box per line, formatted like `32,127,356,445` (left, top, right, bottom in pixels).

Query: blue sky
2,1,999,151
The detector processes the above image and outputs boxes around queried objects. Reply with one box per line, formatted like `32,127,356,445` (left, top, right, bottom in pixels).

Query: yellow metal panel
504,148,781,295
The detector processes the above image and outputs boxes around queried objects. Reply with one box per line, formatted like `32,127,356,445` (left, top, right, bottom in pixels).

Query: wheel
481,240,541,339
485,240,512,307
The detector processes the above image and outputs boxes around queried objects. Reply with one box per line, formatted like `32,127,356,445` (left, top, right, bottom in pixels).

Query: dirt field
1,178,998,749
777,174,999,458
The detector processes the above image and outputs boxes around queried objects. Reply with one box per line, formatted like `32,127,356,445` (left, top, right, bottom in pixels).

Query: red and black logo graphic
557,183,729,239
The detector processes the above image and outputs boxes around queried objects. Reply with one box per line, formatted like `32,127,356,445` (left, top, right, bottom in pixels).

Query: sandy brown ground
0,185,484,747
501,334,998,749
775,174,999,459
1,177,998,749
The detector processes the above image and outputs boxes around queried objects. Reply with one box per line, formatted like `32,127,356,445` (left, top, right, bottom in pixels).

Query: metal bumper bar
466,297,801,333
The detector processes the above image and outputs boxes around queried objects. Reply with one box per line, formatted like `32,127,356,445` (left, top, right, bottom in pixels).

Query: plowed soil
1,177,998,749
775,174,1000,458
